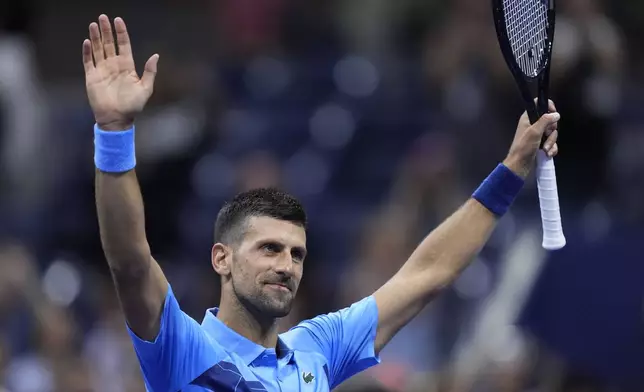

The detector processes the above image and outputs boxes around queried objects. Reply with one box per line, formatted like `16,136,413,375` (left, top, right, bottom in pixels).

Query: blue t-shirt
127,285,381,391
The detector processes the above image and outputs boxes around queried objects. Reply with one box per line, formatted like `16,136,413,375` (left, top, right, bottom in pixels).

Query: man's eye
263,243,280,253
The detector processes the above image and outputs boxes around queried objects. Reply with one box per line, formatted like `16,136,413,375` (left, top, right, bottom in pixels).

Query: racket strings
503,0,549,76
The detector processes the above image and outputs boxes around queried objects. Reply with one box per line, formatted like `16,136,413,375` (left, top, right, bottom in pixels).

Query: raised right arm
84,15,166,341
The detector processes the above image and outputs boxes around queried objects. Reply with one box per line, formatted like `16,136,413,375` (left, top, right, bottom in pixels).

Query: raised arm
372,103,561,353
84,15,165,341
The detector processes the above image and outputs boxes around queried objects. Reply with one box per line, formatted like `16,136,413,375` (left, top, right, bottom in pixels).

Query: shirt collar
201,307,295,366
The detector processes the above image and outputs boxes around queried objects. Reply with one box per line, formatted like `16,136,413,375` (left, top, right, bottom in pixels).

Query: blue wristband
472,163,524,216
94,124,136,173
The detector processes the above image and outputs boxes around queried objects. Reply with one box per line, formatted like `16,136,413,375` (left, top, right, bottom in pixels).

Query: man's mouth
265,283,291,292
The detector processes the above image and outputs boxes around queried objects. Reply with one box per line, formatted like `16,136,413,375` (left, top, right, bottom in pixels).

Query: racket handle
536,150,566,250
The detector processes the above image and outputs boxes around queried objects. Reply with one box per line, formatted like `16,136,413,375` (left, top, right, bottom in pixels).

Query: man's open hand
504,100,560,178
83,15,158,131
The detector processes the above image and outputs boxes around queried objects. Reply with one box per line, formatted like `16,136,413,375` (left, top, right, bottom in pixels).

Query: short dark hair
214,187,307,244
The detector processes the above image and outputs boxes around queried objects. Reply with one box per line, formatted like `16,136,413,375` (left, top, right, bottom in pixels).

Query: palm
83,16,158,129
87,58,144,117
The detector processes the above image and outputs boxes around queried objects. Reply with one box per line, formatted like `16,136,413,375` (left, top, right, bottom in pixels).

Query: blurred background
1,0,643,391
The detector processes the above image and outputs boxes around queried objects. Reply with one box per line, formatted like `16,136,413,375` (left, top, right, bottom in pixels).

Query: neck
216,291,279,349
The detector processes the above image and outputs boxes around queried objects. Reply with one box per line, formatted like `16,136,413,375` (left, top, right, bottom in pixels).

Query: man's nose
273,252,294,275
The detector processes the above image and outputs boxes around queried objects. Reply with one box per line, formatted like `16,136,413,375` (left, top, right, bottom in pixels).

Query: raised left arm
372,107,561,353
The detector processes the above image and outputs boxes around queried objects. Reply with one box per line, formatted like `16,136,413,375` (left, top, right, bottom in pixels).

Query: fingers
547,99,556,113
544,115,558,137
535,112,560,133
543,129,559,157
547,143,558,158
98,14,116,58
82,39,94,73
141,54,160,92
114,17,133,59
85,15,135,71
89,22,103,63
540,107,559,157
537,99,558,137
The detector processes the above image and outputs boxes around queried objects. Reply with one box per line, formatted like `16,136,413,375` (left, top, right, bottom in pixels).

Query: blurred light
488,211,517,249
309,103,356,150
454,257,492,300
333,55,380,98
244,56,291,99
588,17,622,58
283,149,330,196
220,109,267,144
553,20,582,66
6,357,53,392
192,153,236,199
485,324,526,365
580,201,611,243
42,259,81,307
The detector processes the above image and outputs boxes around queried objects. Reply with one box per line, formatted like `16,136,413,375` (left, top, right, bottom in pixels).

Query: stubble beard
232,275,294,320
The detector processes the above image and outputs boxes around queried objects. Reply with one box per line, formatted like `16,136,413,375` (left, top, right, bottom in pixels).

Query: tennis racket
492,0,566,250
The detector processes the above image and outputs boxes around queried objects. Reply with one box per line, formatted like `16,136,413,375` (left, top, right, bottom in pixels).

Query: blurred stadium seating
1,0,643,390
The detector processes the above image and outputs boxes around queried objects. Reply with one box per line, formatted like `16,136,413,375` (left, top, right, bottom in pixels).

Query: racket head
492,0,555,81
492,0,556,122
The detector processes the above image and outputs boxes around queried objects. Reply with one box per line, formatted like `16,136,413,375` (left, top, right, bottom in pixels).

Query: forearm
373,109,559,353
373,163,524,352
372,197,499,352
400,157,527,291
95,169,151,273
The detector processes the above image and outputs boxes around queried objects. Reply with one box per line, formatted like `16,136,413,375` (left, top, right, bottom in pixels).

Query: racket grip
536,150,566,250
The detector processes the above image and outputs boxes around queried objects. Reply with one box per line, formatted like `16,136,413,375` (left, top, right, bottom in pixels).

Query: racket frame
491,0,556,123
491,0,566,250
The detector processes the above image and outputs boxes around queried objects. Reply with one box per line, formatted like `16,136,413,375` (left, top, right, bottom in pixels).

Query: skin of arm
372,104,561,353
84,14,166,341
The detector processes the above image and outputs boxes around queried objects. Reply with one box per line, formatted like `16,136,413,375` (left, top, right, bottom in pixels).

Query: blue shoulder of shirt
126,285,226,392
281,295,381,389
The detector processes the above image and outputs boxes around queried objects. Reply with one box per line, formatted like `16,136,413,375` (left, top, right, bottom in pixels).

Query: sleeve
287,295,381,388
126,284,224,392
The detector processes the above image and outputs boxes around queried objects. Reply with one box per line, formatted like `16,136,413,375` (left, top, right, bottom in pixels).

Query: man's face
230,216,306,318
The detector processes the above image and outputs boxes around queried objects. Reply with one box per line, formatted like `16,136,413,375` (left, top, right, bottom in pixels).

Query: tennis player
84,15,559,392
